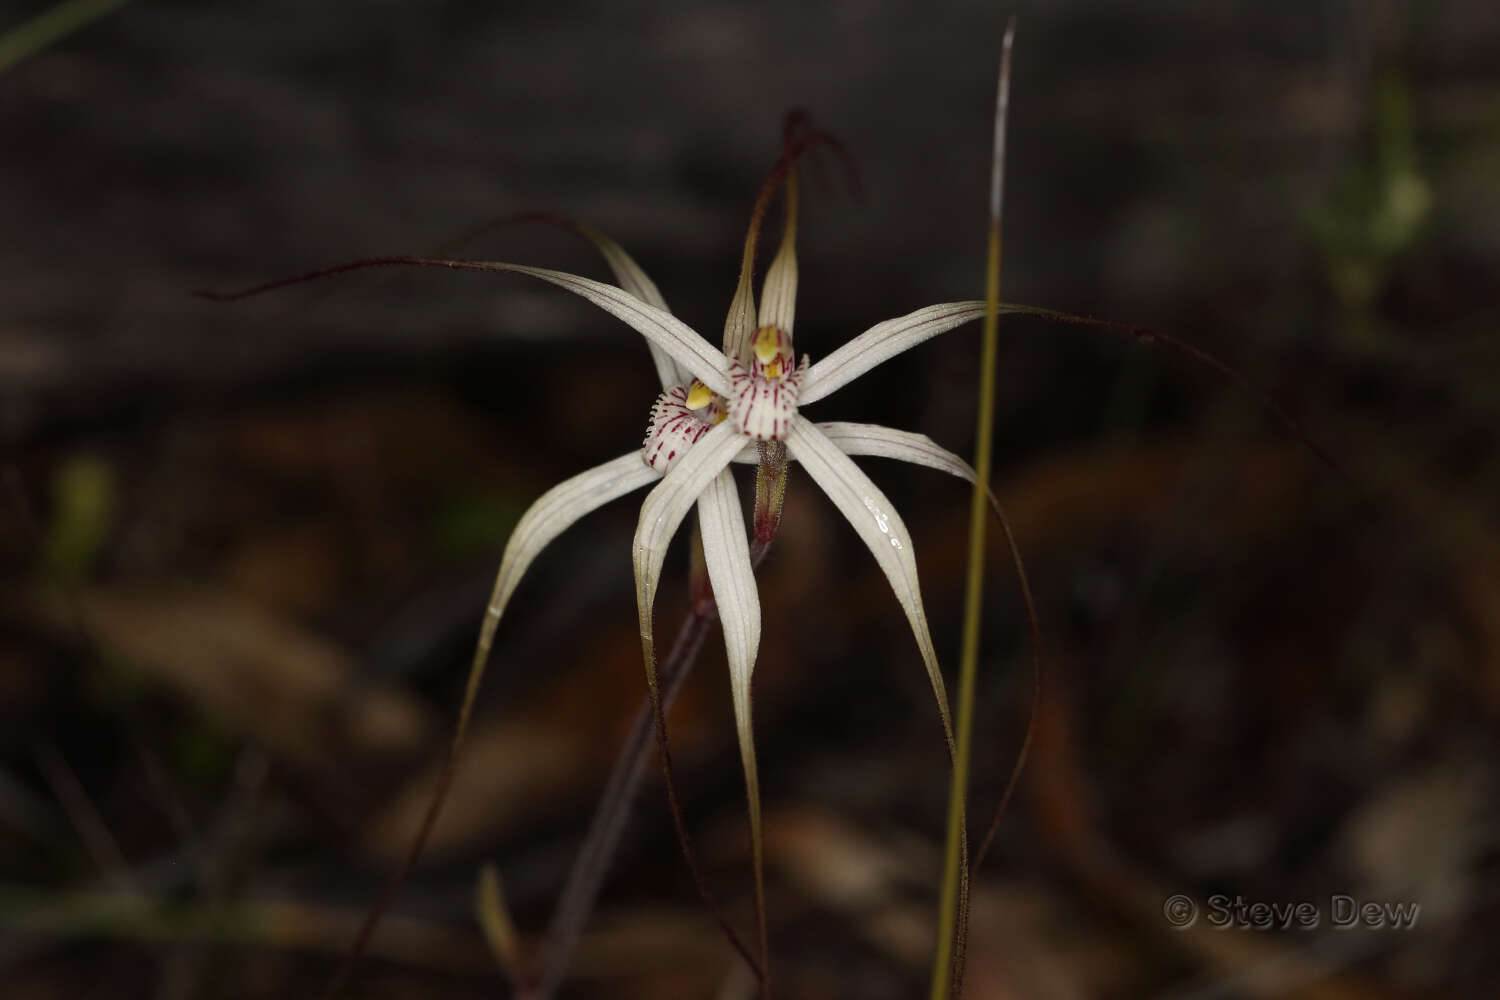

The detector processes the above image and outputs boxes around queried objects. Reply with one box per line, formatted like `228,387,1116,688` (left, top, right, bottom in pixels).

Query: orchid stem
932,20,1014,1000
527,608,713,999
530,530,784,998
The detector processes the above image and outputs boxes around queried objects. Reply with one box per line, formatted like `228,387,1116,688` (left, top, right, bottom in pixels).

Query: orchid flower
199,80,1338,991
459,164,993,970
207,139,1002,982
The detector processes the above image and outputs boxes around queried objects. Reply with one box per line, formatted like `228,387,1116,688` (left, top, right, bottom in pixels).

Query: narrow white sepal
722,278,757,369
572,223,670,313
695,467,764,896
757,242,797,337
474,452,660,677
471,261,732,396
784,416,955,741
570,222,686,389
758,166,799,337
632,420,746,641
815,422,978,483
813,422,1021,532
799,301,989,405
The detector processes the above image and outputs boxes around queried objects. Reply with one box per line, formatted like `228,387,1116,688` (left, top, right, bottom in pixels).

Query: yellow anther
684,379,713,410
754,325,782,364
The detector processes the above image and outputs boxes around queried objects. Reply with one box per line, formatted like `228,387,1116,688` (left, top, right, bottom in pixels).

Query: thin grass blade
933,22,1014,999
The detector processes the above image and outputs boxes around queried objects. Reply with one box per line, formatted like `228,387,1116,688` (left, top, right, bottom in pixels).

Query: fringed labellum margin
643,379,727,472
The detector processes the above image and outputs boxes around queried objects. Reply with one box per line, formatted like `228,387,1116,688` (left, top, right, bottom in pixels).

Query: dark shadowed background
3,1,1498,997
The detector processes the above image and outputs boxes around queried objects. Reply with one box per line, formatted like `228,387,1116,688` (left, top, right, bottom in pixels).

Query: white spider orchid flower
206,143,995,976
447,162,999,966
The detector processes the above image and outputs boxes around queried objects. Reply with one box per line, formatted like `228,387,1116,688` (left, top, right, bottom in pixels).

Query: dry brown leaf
361,716,589,860
764,808,1119,995
50,587,432,770
219,521,346,618
1032,650,1404,1000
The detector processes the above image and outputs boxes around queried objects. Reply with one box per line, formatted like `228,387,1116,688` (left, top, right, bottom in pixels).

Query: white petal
567,221,685,389
721,275,757,369
695,467,765,930
467,452,659,730
784,416,954,746
799,302,988,405
815,421,979,483
568,222,670,314
756,169,799,336
757,253,797,337
455,260,731,395
721,205,763,369
632,420,747,648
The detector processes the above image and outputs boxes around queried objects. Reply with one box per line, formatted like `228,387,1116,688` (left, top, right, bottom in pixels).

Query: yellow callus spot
753,325,781,364
764,359,782,379
684,379,713,410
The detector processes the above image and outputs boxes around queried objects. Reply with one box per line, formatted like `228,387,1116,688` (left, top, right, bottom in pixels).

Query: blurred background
2,1,1498,996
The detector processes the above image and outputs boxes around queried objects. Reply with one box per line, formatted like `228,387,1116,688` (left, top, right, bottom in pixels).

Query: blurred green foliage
42,455,116,585
430,487,526,560
1307,70,1432,316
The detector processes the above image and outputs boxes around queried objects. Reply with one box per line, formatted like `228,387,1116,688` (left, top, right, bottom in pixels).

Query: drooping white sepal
632,420,748,638
479,452,660,654
815,421,979,483
694,467,766,953
461,451,661,755
783,416,955,749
